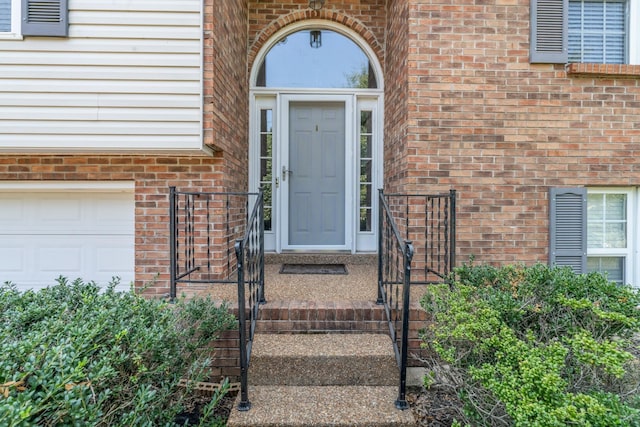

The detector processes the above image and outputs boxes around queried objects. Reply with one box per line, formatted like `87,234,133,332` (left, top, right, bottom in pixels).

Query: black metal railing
377,189,456,410
169,187,265,411
169,188,262,299
383,190,456,284
235,191,265,411
378,190,414,409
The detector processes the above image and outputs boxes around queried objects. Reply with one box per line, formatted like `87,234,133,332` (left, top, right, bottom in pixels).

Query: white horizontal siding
0,0,202,152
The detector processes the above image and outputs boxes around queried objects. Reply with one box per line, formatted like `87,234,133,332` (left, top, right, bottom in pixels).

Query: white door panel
0,190,134,291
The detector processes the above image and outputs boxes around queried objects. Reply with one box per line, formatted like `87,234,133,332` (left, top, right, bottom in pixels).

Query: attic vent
21,0,68,37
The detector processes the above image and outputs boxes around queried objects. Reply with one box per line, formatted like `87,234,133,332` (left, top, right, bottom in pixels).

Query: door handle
282,166,293,181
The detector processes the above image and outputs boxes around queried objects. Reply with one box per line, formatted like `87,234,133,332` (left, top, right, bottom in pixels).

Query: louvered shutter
549,187,587,273
530,0,568,63
21,0,68,37
0,0,10,32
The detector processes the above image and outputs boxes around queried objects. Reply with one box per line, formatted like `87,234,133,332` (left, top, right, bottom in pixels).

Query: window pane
360,184,372,206
588,223,604,248
257,30,377,88
605,193,626,220
360,208,372,232
360,160,372,183
568,0,626,64
360,135,372,158
604,223,626,248
587,256,624,284
361,111,373,133
0,0,10,33
588,192,627,249
260,159,272,182
260,134,272,156
260,110,273,133
259,108,274,232
264,208,272,232
588,194,604,220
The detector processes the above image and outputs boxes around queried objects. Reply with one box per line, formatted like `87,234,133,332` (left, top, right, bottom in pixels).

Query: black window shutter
22,0,68,37
530,0,568,63
549,187,587,273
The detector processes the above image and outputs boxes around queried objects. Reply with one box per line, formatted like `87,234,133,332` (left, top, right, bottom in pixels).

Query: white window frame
630,0,640,64
586,187,636,285
0,0,22,39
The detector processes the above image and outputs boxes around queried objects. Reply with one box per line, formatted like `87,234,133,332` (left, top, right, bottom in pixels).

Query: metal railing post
235,239,251,411
395,241,413,410
449,189,456,277
169,186,177,301
377,189,384,305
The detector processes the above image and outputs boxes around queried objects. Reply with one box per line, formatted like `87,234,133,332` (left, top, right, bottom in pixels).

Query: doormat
279,263,348,275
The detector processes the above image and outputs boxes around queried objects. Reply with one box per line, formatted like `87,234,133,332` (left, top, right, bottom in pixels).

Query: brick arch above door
247,9,384,74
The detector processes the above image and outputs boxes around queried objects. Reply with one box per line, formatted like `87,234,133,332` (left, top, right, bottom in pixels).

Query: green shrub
0,277,236,426
421,263,640,426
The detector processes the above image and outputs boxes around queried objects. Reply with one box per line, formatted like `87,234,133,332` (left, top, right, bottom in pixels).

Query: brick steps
256,300,389,333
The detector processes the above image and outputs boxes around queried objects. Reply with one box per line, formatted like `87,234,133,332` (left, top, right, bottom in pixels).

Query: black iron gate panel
169,188,261,298
383,190,456,284
377,189,456,410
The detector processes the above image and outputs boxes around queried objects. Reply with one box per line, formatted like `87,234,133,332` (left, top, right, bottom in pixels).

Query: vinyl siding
0,0,202,151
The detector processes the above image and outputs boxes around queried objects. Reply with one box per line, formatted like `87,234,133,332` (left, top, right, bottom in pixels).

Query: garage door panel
0,245,26,272
2,192,133,234
0,188,134,292
0,197,24,222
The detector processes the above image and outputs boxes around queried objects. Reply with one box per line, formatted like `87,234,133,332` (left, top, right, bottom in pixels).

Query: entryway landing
180,253,427,304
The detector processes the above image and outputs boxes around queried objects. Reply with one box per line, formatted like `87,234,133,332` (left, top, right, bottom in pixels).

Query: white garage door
0,183,135,292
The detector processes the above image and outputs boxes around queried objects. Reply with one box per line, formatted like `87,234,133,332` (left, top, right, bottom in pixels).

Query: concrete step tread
250,333,398,386
252,333,395,358
227,385,416,427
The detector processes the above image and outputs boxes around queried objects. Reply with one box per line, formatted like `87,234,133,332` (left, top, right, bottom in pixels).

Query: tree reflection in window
256,29,377,89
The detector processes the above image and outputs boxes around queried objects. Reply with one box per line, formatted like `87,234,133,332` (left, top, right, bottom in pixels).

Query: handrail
378,189,413,410
234,189,265,411
169,188,261,299
378,188,456,410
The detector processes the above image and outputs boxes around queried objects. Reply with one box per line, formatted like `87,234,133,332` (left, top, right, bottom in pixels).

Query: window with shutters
531,0,639,64
550,187,637,287
1,0,68,37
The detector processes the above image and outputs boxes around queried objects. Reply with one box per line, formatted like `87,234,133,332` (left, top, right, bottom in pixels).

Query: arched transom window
256,29,378,89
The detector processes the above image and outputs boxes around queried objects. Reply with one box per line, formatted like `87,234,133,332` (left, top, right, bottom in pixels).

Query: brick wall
247,0,386,74
205,0,249,192
0,154,224,295
404,0,640,266
384,0,410,194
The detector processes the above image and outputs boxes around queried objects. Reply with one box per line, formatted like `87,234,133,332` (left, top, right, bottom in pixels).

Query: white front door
287,102,346,246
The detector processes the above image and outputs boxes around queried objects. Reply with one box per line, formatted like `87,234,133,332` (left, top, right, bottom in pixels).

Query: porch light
308,0,325,10
310,30,322,48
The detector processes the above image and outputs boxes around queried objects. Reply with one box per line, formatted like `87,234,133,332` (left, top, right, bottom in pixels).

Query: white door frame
279,93,354,252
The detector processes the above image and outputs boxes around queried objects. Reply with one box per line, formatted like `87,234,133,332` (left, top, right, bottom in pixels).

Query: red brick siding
205,0,249,192
247,1,386,76
404,0,640,266
0,154,224,295
384,0,410,194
